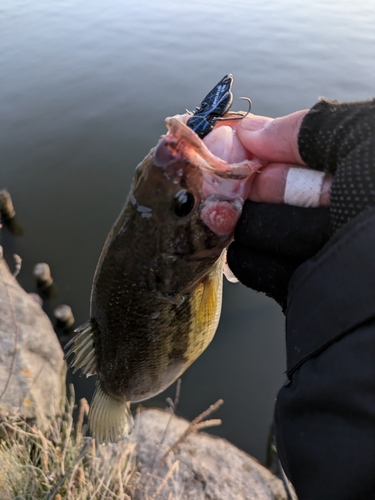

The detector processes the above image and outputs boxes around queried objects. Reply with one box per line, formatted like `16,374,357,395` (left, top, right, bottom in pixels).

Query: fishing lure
186,74,251,139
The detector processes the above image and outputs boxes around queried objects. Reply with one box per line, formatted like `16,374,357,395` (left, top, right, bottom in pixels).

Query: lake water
1,0,375,462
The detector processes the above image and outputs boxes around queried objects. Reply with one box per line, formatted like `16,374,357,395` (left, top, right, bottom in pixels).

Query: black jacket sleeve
274,208,375,500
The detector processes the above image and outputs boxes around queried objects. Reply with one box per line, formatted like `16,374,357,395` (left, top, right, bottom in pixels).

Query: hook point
239,97,252,116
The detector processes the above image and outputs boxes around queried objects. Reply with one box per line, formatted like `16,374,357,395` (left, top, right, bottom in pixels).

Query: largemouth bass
66,82,261,443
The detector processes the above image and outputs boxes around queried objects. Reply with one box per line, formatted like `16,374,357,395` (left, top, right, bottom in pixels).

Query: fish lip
161,115,256,178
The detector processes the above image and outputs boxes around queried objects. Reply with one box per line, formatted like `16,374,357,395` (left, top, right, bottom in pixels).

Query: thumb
237,110,309,165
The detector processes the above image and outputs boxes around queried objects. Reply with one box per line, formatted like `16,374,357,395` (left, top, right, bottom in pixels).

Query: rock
0,244,288,498
0,249,66,430
133,408,287,500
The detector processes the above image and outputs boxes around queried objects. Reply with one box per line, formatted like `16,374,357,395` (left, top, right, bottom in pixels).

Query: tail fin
89,382,134,443
64,319,97,376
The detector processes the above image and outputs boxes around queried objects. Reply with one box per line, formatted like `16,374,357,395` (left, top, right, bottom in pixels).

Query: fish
66,81,262,443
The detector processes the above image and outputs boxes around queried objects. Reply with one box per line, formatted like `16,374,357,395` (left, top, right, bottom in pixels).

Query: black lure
187,74,235,139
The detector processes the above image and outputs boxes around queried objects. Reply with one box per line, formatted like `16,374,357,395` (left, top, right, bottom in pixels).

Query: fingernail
240,115,271,131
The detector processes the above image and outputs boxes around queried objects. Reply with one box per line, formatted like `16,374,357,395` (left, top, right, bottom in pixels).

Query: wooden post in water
54,304,75,341
0,189,23,235
33,263,53,288
33,262,57,298
0,190,16,220
54,304,75,330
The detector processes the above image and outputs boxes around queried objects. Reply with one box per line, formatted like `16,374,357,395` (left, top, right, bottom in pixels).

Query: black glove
228,99,375,310
227,202,331,310
299,99,375,232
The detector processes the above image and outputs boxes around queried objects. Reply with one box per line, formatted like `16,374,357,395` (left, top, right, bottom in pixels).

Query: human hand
204,110,332,207
237,110,332,207
227,99,375,309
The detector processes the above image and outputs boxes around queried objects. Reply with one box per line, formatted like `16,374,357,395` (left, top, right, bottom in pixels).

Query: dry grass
0,390,137,500
0,385,223,500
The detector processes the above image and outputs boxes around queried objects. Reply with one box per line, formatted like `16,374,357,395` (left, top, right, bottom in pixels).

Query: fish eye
172,189,195,217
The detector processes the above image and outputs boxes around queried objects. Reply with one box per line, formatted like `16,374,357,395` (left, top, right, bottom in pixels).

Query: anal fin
64,319,98,376
90,382,133,443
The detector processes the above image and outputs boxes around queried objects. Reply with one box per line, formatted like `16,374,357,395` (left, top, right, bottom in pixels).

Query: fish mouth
153,114,266,238
154,115,265,206
155,115,262,180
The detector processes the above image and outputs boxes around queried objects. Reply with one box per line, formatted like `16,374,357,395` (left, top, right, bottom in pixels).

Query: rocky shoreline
0,248,289,499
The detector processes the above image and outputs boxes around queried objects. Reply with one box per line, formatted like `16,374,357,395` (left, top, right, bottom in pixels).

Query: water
1,0,375,462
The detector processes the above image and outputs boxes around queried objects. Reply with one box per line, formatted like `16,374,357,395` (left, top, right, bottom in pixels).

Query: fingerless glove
298,99,375,232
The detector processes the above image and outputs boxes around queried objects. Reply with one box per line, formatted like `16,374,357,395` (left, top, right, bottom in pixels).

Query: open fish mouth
154,114,265,240
157,114,261,179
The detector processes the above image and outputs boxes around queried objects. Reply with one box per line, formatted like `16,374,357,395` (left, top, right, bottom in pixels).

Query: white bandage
284,168,326,207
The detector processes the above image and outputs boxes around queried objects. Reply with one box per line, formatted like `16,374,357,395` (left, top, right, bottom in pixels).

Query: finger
234,201,331,258
249,163,332,206
237,110,309,165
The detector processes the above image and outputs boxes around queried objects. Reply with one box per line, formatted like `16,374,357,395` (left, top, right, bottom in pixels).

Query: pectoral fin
64,319,98,376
